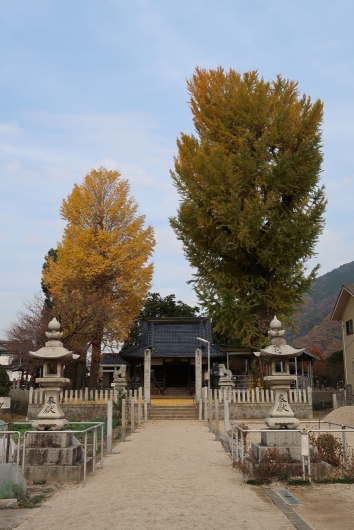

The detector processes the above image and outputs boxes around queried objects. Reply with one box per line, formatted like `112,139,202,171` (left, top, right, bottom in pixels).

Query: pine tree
122,293,199,349
43,167,155,388
170,68,326,348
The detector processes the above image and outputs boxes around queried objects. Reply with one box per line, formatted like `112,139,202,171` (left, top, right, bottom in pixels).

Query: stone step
148,403,199,420
149,416,198,421
149,406,197,409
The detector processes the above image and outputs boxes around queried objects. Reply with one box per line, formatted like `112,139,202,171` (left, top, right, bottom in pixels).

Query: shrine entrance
165,361,189,388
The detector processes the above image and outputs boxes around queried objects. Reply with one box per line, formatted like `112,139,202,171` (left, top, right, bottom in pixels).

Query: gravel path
15,420,294,530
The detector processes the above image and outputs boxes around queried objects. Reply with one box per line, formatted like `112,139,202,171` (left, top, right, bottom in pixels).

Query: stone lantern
29,318,79,431
260,316,304,429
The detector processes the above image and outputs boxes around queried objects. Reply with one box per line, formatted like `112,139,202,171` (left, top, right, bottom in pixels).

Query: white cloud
0,122,23,136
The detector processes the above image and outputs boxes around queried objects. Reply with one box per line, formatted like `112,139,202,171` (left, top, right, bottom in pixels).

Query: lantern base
265,416,300,430
32,418,68,431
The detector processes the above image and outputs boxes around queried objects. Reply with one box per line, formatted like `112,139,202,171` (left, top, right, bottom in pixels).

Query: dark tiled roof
121,317,224,360
100,354,129,366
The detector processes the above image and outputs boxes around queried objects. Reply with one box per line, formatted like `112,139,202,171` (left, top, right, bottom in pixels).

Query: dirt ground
3,416,354,529
289,482,354,530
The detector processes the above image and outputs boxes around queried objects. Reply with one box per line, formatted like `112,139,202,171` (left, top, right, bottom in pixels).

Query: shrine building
120,317,226,399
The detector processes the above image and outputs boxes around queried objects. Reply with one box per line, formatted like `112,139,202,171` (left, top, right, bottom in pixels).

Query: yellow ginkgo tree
43,167,155,388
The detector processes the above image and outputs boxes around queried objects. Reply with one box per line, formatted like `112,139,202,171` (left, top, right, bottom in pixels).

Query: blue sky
1,0,354,334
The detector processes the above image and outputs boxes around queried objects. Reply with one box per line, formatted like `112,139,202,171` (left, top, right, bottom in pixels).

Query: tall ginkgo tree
170,68,326,348
43,167,155,388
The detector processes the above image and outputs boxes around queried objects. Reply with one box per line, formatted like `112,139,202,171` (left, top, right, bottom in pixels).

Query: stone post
195,348,202,402
121,398,126,442
332,393,338,409
203,387,208,426
107,399,113,453
215,398,219,441
307,386,312,405
144,348,151,405
138,386,142,427
208,389,212,433
131,395,135,433
224,398,229,433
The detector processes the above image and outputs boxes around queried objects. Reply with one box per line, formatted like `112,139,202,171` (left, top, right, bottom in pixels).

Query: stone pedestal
251,429,303,461
264,376,300,430
32,380,69,431
217,364,235,389
21,432,91,483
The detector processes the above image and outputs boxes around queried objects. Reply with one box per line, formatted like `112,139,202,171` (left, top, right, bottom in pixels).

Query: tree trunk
89,337,102,390
254,305,272,345
69,362,78,390
77,361,87,390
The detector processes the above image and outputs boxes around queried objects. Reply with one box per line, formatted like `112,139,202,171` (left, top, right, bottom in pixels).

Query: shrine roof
120,317,224,360
101,354,129,366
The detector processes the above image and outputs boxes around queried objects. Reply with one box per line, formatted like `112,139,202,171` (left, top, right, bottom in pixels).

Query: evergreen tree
122,293,199,349
170,68,326,348
0,365,10,396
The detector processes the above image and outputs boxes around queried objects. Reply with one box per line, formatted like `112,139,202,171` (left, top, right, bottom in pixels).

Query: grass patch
20,494,45,508
313,477,354,484
246,479,271,485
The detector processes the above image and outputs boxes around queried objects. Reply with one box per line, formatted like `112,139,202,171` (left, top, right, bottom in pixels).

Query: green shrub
0,365,10,396
0,480,25,500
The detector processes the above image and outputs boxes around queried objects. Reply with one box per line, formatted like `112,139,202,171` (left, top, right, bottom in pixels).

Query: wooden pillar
162,359,166,394
133,363,137,384
188,358,191,394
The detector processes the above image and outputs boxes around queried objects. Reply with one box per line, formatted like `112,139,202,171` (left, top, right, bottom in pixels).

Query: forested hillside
288,261,354,355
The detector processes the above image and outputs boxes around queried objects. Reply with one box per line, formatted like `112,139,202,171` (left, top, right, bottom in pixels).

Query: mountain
287,261,354,356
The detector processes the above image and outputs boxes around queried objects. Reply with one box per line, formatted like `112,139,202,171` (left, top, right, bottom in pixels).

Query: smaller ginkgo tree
43,167,155,389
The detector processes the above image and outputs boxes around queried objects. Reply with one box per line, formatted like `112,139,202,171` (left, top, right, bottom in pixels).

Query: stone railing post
224,398,229,433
